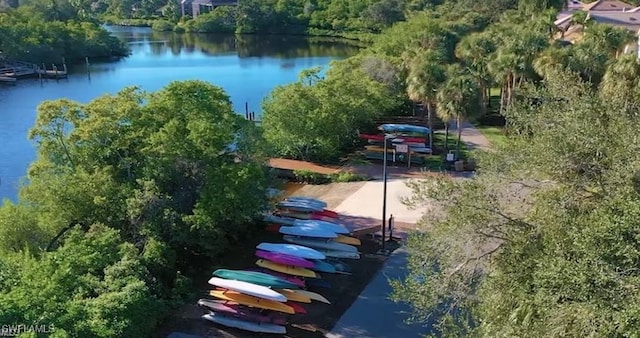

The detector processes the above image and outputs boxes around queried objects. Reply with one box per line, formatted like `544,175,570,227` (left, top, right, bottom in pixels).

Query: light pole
381,134,390,254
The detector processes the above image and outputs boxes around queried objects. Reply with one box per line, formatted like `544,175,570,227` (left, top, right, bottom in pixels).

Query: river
0,27,359,201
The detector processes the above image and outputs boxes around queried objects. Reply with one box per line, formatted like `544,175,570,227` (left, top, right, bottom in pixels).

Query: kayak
212,269,299,289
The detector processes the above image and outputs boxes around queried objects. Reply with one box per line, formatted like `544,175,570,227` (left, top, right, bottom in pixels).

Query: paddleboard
202,313,286,334
256,259,318,278
212,269,299,289
282,236,358,253
197,299,287,325
285,196,327,208
293,289,331,304
311,260,337,274
279,225,338,239
293,220,349,235
257,242,326,260
208,277,287,302
335,234,361,246
275,289,312,303
209,290,295,314
255,250,315,268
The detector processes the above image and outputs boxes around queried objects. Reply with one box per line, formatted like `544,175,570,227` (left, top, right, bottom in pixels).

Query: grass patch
476,125,508,148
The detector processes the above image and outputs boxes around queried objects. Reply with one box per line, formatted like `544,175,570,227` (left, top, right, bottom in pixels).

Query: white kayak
282,235,358,253
293,219,350,235
257,242,326,260
320,250,361,260
203,313,286,334
285,196,328,208
207,277,287,302
279,225,338,239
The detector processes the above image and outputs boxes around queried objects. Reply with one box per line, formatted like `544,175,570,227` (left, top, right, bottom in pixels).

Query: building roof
589,11,640,32
583,0,635,12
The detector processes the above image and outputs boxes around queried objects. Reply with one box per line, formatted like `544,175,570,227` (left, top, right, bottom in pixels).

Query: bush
152,20,175,32
173,25,185,33
293,170,330,184
329,171,370,182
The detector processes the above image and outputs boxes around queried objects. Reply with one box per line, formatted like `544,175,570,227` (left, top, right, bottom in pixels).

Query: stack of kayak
359,123,433,165
199,196,360,334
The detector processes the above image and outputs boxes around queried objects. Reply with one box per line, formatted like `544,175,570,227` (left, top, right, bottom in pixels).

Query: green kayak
212,269,300,289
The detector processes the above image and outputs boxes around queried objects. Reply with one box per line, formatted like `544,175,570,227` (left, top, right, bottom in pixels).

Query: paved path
448,121,492,152
325,248,430,338
325,178,432,337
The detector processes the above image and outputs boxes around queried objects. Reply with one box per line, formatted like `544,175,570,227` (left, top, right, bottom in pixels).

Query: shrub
293,170,330,184
152,20,175,32
329,171,370,182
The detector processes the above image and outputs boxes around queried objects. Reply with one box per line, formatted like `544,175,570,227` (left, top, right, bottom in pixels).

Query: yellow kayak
208,290,295,314
275,289,312,303
290,289,331,304
335,235,361,246
256,259,318,278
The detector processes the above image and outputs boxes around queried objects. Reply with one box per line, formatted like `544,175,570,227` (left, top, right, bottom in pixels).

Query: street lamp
380,133,392,255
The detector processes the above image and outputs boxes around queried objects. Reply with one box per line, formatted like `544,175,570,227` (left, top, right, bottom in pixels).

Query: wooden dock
0,60,68,81
0,76,16,85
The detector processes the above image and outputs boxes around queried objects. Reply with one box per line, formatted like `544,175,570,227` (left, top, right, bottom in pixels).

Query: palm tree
600,54,640,109
533,46,571,79
455,32,495,112
405,49,446,151
436,64,481,158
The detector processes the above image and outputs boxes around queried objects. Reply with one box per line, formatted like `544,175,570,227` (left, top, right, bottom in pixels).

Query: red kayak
265,223,282,232
359,134,426,143
286,302,307,314
197,299,287,325
316,209,339,218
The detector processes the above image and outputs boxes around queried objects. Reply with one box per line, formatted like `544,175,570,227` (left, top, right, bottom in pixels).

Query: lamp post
381,133,390,254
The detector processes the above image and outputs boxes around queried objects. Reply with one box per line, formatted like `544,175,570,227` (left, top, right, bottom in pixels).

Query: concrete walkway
448,121,492,152
325,178,433,337
325,248,430,338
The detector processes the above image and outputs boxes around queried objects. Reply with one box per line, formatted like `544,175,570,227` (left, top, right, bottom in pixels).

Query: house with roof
191,0,238,18
555,0,640,57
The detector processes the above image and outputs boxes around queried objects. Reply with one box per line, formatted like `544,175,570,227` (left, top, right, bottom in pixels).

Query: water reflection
109,27,360,59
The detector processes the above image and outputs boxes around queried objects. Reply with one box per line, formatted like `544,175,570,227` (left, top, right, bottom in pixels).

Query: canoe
311,260,337,274
202,313,286,334
335,235,361,246
275,289,312,303
209,290,295,314
286,301,307,314
278,211,312,220
248,268,306,288
285,196,327,208
320,250,361,260
359,133,426,143
263,214,297,226
256,259,318,278
255,250,315,268
326,258,353,275
197,299,287,325
379,124,430,135
293,220,349,235
257,242,326,260
282,236,359,253
279,225,338,239
293,289,331,304
277,201,323,212
207,277,286,302
212,269,300,289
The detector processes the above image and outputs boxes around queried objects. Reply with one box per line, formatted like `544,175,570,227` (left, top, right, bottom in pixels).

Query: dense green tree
393,69,640,336
262,64,397,161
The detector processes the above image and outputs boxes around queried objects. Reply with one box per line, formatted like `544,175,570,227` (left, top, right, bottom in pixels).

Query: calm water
0,27,359,201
